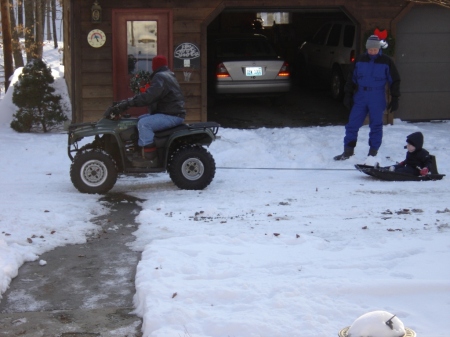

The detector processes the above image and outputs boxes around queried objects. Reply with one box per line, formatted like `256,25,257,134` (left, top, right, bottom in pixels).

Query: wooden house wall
66,0,408,123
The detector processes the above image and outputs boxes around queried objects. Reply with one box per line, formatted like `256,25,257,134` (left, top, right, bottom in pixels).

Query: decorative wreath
130,70,152,94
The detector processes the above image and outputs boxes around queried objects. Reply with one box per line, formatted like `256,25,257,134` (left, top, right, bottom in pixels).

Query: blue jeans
137,113,184,147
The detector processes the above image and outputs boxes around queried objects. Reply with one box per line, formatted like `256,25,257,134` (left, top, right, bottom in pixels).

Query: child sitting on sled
388,131,432,176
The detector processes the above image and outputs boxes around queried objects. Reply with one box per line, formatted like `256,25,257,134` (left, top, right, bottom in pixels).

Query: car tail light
216,63,230,78
350,50,355,63
277,62,290,77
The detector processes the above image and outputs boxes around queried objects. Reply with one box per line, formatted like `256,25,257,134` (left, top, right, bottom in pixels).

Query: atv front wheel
70,149,118,194
169,146,216,190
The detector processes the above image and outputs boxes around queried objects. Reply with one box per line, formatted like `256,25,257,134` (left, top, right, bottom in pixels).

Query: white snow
1,43,450,337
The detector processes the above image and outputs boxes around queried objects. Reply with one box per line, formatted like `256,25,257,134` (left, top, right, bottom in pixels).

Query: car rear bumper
215,80,291,94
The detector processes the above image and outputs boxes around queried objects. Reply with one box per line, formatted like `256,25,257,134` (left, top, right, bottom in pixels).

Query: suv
296,21,356,100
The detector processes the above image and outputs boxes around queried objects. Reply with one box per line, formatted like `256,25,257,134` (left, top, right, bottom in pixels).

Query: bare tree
10,0,25,68
46,0,51,40
17,0,23,38
407,0,450,8
35,0,44,58
1,0,14,90
24,0,35,62
51,0,57,48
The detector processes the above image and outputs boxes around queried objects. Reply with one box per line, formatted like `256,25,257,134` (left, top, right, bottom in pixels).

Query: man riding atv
107,55,186,165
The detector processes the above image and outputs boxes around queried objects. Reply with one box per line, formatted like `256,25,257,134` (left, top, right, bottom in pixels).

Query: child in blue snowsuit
334,35,401,161
388,131,432,176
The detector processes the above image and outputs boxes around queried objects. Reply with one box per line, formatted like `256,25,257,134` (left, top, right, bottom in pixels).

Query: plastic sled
355,155,445,182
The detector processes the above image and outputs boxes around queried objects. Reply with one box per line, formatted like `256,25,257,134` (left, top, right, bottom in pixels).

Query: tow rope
217,167,355,171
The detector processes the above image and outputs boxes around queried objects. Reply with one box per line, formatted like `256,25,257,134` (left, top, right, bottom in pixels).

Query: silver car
208,34,291,98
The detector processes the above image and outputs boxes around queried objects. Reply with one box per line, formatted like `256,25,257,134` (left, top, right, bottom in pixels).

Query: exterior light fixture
91,0,102,23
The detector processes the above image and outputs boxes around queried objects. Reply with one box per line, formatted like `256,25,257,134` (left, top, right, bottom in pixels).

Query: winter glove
104,106,122,120
397,161,405,167
343,93,353,110
388,96,399,112
103,106,114,117
419,167,429,176
115,99,131,112
389,166,395,172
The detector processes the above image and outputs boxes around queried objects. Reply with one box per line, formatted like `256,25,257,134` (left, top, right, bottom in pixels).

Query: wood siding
66,0,427,123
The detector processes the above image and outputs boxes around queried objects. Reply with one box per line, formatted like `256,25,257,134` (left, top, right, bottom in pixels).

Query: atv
67,107,220,194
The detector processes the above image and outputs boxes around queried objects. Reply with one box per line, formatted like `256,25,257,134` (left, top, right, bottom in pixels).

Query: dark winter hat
366,35,381,49
152,55,168,71
406,132,424,150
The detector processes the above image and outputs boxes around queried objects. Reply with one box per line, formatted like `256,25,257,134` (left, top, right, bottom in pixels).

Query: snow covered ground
1,44,450,337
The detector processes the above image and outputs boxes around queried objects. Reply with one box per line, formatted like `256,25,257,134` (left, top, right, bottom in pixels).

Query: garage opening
206,7,359,129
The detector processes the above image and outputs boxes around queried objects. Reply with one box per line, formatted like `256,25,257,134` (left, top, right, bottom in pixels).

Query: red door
112,9,172,116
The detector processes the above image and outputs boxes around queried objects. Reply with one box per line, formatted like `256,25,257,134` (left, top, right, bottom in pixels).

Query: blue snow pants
344,86,386,151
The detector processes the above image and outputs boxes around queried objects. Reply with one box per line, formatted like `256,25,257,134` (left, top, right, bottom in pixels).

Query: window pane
257,12,290,26
127,21,157,74
327,24,341,47
343,25,355,48
312,24,331,45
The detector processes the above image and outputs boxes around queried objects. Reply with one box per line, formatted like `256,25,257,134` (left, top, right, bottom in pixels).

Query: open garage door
206,8,356,128
396,5,450,121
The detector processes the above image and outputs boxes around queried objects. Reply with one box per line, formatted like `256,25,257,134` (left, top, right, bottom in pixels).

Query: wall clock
87,29,106,48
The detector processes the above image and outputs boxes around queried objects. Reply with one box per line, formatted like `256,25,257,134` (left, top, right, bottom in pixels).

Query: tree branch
407,0,450,9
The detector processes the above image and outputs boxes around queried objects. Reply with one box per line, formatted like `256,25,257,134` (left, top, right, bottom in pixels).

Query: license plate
245,67,262,76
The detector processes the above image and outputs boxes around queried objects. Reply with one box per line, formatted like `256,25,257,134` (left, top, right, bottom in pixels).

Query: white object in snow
363,155,379,167
347,310,405,336
340,310,410,337
39,260,47,266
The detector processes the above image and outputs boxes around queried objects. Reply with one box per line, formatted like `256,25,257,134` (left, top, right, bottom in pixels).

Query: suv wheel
331,68,345,101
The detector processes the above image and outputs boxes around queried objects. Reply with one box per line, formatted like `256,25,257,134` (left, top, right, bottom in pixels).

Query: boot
333,147,354,161
142,144,157,160
368,148,378,157
132,144,159,168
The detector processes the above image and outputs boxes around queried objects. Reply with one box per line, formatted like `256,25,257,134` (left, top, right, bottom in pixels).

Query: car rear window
215,38,278,58
343,25,355,48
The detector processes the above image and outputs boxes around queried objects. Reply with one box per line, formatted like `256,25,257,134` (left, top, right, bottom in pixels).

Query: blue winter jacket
344,51,400,97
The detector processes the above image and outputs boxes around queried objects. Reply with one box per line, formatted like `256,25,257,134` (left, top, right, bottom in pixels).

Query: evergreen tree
11,59,67,133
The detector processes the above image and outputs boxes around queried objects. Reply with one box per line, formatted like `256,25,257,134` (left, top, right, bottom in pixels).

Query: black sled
355,155,445,182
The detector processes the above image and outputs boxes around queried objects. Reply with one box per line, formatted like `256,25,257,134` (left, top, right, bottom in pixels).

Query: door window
312,24,331,45
127,21,157,74
327,24,342,47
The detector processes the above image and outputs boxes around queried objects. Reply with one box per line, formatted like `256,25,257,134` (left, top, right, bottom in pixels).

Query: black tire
70,149,118,194
168,146,216,190
331,68,345,101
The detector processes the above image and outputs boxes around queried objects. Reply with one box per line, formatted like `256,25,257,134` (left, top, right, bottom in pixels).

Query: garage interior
206,7,358,129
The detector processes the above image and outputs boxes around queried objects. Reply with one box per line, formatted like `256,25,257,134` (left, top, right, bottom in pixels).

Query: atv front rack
68,122,97,132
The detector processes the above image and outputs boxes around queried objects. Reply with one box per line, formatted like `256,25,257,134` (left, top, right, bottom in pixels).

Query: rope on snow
217,167,355,171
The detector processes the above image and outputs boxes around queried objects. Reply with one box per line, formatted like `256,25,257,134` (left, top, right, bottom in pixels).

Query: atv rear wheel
169,146,216,190
70,149,118,194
